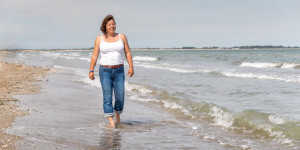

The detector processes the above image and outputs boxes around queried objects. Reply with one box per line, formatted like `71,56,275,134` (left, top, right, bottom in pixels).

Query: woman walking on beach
89,15,134,128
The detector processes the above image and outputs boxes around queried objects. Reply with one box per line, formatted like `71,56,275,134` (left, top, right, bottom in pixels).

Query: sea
2,49,300,149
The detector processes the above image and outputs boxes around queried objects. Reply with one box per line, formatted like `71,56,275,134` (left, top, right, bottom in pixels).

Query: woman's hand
89,72,95,80
127,68,134,77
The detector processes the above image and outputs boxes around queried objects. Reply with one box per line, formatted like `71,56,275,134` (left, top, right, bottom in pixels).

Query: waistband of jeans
100,64,123,69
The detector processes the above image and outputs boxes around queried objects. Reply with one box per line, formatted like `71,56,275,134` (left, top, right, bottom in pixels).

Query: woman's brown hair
100,15,115,34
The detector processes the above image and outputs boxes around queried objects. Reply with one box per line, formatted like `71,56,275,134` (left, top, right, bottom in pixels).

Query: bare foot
115,113,121,126
108,117,115,128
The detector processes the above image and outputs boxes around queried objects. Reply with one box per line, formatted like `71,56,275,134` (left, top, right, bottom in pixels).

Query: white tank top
99,34,124,65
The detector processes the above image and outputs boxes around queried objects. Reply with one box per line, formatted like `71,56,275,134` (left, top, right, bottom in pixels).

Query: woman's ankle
115,113,121,124
107,117,115,128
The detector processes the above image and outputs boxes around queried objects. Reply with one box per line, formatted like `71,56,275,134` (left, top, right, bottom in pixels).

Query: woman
89,15,134,128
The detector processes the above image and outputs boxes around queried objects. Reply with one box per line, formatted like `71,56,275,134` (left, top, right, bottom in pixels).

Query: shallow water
2,49,300,149
4,68,224,149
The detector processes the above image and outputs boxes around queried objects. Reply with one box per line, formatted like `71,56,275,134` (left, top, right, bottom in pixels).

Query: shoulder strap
100,35,105,43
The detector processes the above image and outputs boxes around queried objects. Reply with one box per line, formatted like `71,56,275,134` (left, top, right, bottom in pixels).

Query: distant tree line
1,45,299,51
232,45,299,49
166,45,299,49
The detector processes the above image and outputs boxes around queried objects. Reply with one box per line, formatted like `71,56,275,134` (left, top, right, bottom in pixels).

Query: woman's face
106,19,116,33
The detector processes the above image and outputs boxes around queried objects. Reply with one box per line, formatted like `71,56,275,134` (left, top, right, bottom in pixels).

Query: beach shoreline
0,62,49,150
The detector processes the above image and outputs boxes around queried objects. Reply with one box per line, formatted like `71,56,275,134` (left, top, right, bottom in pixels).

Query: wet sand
0,62,49,149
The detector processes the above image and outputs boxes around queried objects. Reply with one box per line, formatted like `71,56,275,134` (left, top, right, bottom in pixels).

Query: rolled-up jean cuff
104,113,115,118
114,110,123,114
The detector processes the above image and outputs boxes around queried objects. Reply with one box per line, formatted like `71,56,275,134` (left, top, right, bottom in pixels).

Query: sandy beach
0,61,49,150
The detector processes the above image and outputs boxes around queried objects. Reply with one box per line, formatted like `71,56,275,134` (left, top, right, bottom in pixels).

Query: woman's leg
99,66,115,128
112,66,125,124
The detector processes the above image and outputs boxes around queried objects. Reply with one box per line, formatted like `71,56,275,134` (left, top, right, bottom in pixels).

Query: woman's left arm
121,33,134,77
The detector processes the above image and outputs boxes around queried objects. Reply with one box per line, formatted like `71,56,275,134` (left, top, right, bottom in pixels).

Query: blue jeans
99,65,125,117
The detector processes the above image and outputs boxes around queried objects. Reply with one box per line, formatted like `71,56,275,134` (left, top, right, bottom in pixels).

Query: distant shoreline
1,48,300,51
132,48,300,51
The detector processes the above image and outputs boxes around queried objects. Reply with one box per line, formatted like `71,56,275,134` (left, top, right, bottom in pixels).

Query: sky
0,0,300,49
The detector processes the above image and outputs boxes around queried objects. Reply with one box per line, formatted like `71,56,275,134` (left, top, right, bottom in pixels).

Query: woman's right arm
89,36,101,80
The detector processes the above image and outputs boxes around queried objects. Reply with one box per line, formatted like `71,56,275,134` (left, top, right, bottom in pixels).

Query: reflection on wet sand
98,130,121,150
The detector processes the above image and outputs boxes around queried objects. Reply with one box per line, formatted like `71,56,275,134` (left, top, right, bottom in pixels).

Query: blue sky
1,0,299,49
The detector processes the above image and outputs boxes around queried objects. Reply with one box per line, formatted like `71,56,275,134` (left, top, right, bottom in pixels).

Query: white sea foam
125,81,154,95
53,65,77,71
78,57,91,62
40,51,92,62
74,77,101,88
163,101,184,110
53,65,101,88
160,100,191,115
209,106,234,128
268,115,287,125
134,62,210,74
240,145,250,149
240,62,280,68
40,52,61,58
240,62,300,69
133,56,157,61
203,133,216,140
129,95,159,102
53,65,87,76
17,52,30,57
281,63,300,69
222,72,300,83
254,123,293,145
64,56,75,60
70,53,80,57
128,88,190,115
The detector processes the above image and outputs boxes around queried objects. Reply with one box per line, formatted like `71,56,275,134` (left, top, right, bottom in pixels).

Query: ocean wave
53,65,77,71
125,82,300,145
52,65,100,77
134,61,299,83
134,62,210,74
78,57,91,62
222,72,300,83
281,63,300,69
209,106,234,128
233,110,299,145
125,81,156,95
40,51,92,63
269,115,287,125
129,95,159,102
53,65,102,88
240,62,300,69
133,56,158,61
73,77,101,88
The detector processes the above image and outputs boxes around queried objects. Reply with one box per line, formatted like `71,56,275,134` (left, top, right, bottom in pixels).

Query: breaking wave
125,82,300,146
240,62,300,69
222,72,300,83
134,62,211,74
134,62,300,83
133,56,159,61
